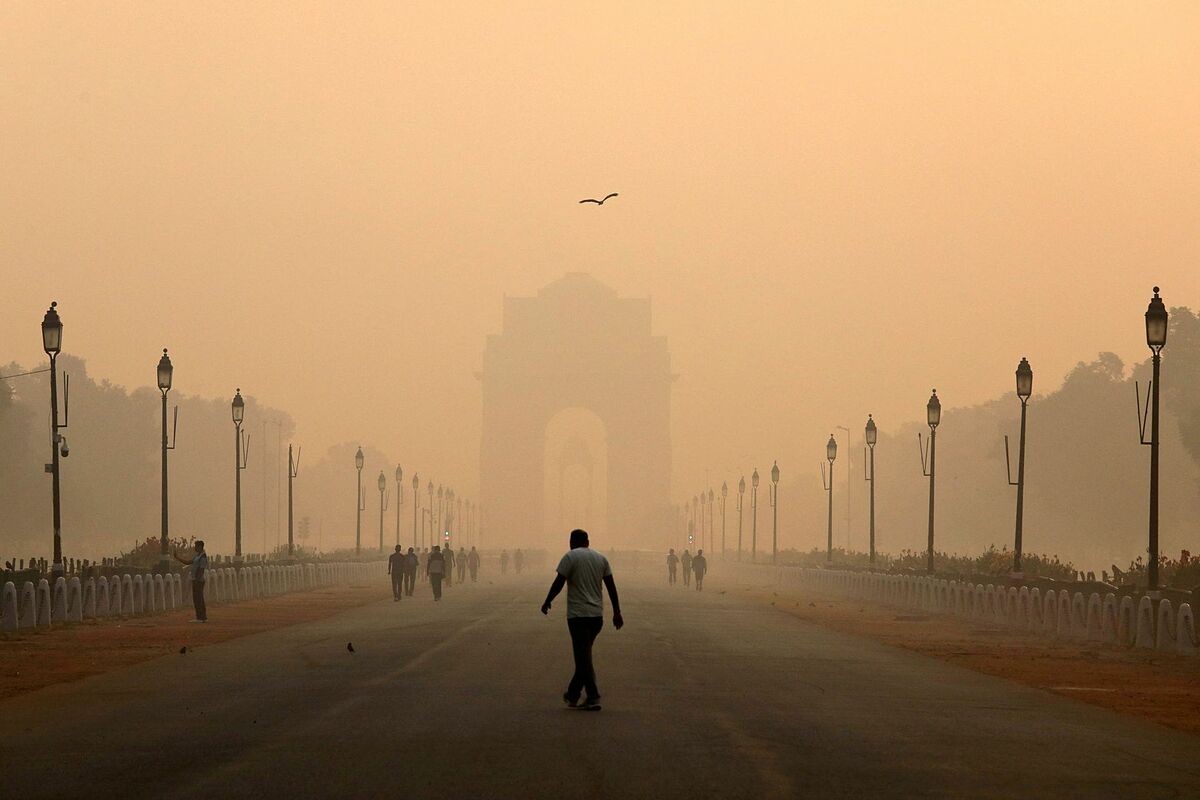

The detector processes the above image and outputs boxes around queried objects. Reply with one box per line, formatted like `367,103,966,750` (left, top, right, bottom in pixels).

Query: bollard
2,581,17,632
53,577,68,623
133,575,145,614
97,577,110,617
1101,593,1118,643
83,577,96,619
1085,593,1103,642
155,574,168,611
21,581,38,629
1055,591,1072,639
1135,596,1155,649
38,579,52,626
1117,596,1136,646
67,577,83,622
1070,593,1088,641
1176,603,1196,656
1028,588,1042,632
1156,599,1175,652
122,574,134,615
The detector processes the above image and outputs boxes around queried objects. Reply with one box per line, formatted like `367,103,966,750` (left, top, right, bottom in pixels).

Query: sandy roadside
743,584,1200,735
0,585,386,702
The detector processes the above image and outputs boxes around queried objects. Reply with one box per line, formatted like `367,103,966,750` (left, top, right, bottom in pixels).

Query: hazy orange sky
3,2,1198,504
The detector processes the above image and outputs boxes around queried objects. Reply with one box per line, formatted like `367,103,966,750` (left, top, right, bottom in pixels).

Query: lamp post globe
1146,286,1168,351
826,435,837,463
927,390,941,428
721,481,728,498
1016,358,1033,401
157,349,173,392
752,469,760,490
42,301,63,355
865,415,877,447
232,389,244,424
771,462,780,484
396,465,403,484
378,471,386,492
738,476,745,495
355,447,364,471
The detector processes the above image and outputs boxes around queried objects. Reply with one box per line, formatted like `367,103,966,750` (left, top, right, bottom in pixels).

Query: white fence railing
720,562,1198,656
1,561,386,634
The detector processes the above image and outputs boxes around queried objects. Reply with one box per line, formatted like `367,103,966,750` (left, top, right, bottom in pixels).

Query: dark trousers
695,572,705,591
391,573,403,600
192,580,207,621
469,566,478,582
668,565,677,584
566,616,604,702
683,567,691,586
404,571,416,595
431,574,443,600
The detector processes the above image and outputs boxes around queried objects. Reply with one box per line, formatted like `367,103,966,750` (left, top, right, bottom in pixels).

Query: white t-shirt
556,548,612,619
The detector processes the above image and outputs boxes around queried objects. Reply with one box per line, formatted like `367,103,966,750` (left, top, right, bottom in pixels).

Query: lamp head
771,461,780,484
157,349,173,391
752,469,760,489
377,471,386,491
739,476,745,494
721,481,728,497
231,389,244,424
865,414,877,446
1146,286,1168,351
41,301,62,355
1015,358,1033,401
395,465,403,482
826,435,837,462
927,389,941,428
355,447,364,470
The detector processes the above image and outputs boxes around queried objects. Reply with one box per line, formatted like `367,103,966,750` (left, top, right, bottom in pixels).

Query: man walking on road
403,547,418,596
444,545,456,588
541,529,623,710
681,549,693,587
173,540,208,623
500,549,510,575
468,546,481,582
457,547,468,583
388,545,405,601
692,549,708,591
427,545,446,601
667,548,679,585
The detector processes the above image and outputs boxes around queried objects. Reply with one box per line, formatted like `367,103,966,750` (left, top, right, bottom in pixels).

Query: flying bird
579,193,618,205
347,642,355,654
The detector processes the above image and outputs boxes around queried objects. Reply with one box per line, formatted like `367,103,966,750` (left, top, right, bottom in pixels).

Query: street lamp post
864,415,877,567
41,302,69,578
691,495,699,551
1004,359,1033,577
1139,287,1169,592
427,482,434,549
751,469,760,563
706,489,714,553
287,444,300,556
769,462,780,564
412,473,420,548
919,390,941,574
394,466,404,546
232,390,248,561
157,349,177,572
355,447,365,555
377,471,388,552
737,477,745,561
822,436,836,562
837,425,851,549
720,481,728,558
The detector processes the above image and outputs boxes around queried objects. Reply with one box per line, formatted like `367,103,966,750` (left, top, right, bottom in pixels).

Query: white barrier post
1135,596,1155,649
21,581,38,629
1176,603,1196,656
67,577,83,622
1,581,17,632
1155,599,1176,652
52,577,68,623
37,579,52,626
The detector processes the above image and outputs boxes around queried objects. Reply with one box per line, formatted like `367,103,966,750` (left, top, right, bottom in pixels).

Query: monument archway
480,274,673,551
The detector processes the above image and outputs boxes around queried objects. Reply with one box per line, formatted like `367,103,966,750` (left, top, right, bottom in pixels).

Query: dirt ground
0,585,384,702
748,584,1200,735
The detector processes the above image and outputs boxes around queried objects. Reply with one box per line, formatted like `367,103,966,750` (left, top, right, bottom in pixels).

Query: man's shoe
581,697,601,710
562,693,579,708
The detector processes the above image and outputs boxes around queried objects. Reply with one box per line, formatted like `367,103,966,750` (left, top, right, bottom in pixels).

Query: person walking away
173,540,208,623
500,550,510,575
457,547,468,583
444,546,456,588
427,545,446,601
666,548,679,585
514,549,524,575
681,549,693,587
419,548,428,582
541,529,623,709
388,545,405,601
692,549,708,591
403,547,418,596
468,546,481,582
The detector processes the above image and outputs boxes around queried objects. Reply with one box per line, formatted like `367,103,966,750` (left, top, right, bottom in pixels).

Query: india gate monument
479,273,673,550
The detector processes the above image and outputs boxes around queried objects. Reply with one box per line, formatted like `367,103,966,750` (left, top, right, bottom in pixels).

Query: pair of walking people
387,546,420,600
666,548,707,590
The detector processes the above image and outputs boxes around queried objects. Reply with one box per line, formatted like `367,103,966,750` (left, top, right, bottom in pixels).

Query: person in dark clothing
692,549,708,591
541,529,623,709
500,550,510,575
403,547,418,596
427,545,446,601
467,546,481,582
173,540,208,623
514,549,524,575
457,547,468,583
388,545,405,601
444,546,456,588
667,548,679,585
681,549,693,587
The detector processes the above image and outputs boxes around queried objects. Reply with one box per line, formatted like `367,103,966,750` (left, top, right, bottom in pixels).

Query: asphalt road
5,569,1200,799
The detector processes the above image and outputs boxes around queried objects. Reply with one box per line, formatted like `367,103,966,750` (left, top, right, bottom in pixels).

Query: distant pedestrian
692,549,707,591
666,548,679,585
388,545,405,601
514,549,525,575
173,540,208,623
468,546,481,582
444,546,456,588
681,549,693,587
419,548,428,582
427,545,446,601
404,547,418,596
457,547,468,583
541,529,623,709
500,550,510,575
